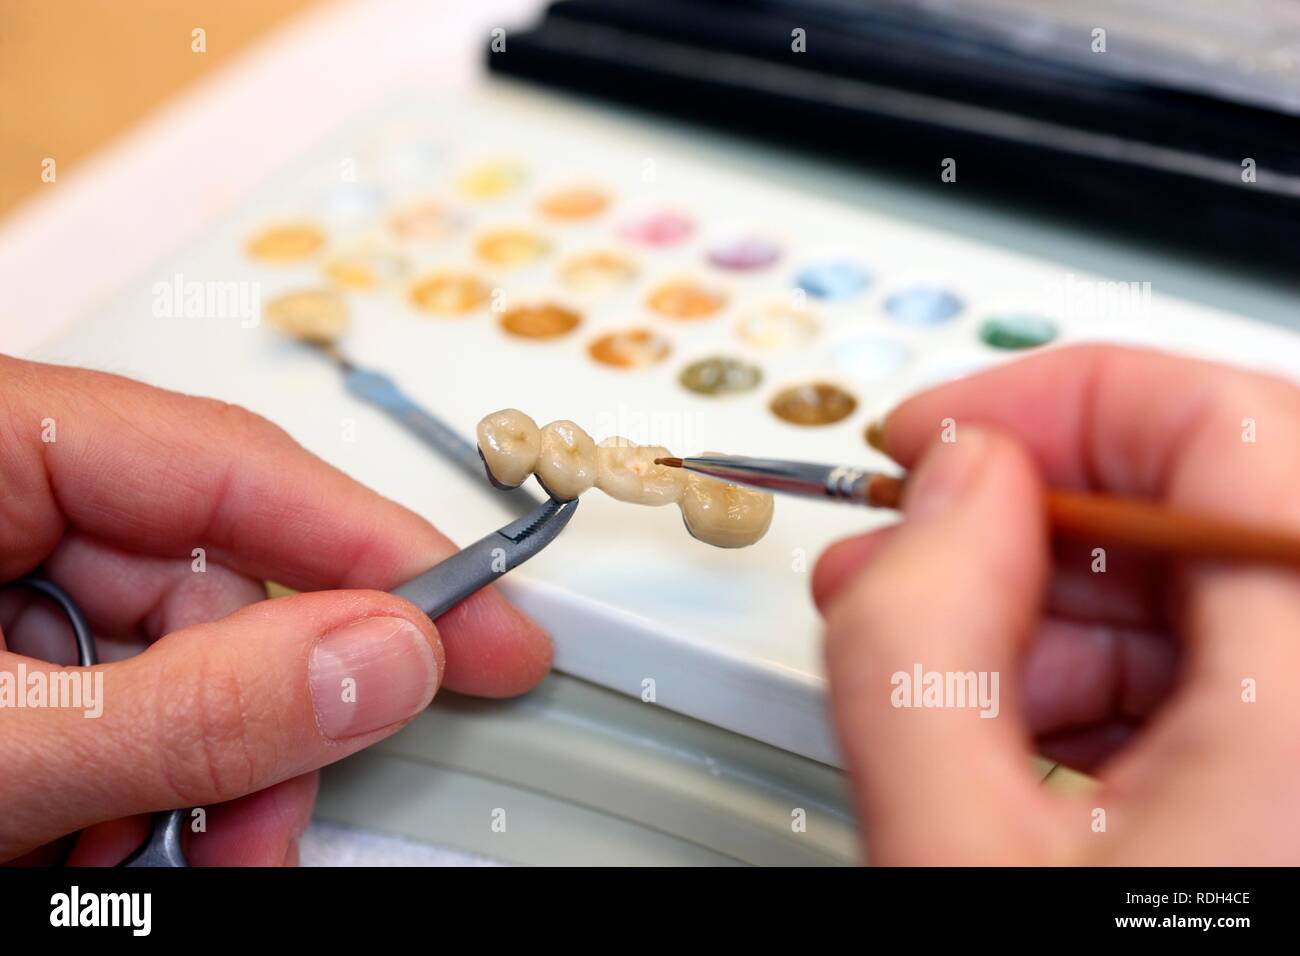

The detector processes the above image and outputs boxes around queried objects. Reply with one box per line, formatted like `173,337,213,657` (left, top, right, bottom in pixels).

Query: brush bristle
655,457,684,468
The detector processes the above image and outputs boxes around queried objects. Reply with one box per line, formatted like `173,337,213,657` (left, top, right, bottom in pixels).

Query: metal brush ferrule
683,455,879,504
824,465,872,501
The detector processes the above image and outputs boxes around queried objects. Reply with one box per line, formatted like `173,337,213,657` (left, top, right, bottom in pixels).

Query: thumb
822,426,1062,864
0,590,441,859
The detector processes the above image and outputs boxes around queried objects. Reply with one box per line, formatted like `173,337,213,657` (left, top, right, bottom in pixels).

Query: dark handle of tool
3,577,190,867
120,809,189,867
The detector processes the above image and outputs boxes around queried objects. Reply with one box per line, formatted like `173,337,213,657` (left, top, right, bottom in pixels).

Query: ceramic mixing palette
32,90,1300,766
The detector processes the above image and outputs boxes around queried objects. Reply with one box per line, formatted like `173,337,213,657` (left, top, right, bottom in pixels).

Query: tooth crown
536,419,599,500
596,437,686,506
475,410,774,547
476,409,541,488
680,472,775,548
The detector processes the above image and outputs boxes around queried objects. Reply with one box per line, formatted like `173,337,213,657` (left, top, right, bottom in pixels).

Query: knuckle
153,643,259,805
203,399,294,449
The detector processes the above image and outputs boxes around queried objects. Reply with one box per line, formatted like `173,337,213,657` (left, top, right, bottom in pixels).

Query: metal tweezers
390,495,578,618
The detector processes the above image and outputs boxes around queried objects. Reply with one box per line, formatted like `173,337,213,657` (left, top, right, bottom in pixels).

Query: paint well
621,210,694,246
831,335,911,381
884,284,963,326
707,236,781,271
324,249,409,291
646,279,727,319
408,270,491,315
456,160,526,198
679,357,763,396
387,200,461,242
246,222,325,263
320,182,385,223
475,228,551,267
736,304,818,350
560,251,638,293
978,314,1058,349
588,329,671,368
500,302,582,339
795,261,869,301
769,382,858,426
264,289,348,343
538,186,611,221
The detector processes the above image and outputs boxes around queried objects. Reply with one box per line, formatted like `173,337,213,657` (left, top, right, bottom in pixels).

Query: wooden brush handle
863,476,1300,566
864,474,908,510
1046,490,1300,565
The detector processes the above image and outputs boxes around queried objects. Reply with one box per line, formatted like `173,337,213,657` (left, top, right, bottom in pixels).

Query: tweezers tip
505,495,577,542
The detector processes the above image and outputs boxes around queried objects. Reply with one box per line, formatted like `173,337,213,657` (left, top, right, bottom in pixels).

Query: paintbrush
655,454,1300,566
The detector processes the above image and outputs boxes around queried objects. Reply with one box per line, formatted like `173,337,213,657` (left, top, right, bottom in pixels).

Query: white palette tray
33,90,1300,765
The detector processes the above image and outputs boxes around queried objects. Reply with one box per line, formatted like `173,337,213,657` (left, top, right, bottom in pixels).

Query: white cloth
300,820,506,867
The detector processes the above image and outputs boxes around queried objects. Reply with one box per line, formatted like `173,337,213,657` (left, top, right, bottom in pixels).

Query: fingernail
904,429,987,520
309,616,438,739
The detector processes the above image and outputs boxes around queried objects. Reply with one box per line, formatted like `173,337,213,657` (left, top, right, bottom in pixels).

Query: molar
476,409,541,488
535,420,598,500
595,437,686,506
678,470,774,548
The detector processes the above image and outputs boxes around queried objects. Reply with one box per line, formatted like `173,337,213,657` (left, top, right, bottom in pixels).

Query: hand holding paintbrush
767,346,1300,865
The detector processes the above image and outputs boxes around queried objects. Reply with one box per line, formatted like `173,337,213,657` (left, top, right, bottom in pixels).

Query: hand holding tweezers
1,577,188,867
0,495,576,867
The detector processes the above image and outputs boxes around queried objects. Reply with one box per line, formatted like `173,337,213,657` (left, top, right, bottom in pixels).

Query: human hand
813,345,1300,864
0,356,551,865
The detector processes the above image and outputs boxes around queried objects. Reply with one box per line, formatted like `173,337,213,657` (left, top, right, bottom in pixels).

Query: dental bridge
476,408,775,549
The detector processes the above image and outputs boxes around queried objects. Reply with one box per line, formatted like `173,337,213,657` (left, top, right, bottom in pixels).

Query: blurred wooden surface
0,0,323,217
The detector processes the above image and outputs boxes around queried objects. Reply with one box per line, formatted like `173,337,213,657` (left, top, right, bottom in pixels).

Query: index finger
878,344,1300,526
0,356,551,695
878,343,1300,701
3,357,426,587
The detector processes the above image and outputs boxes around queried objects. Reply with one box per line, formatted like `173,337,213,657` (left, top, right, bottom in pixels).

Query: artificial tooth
474,411,777,549
678,470,774,548
595,437,686,506
535,420,598,500
476,409,541,488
